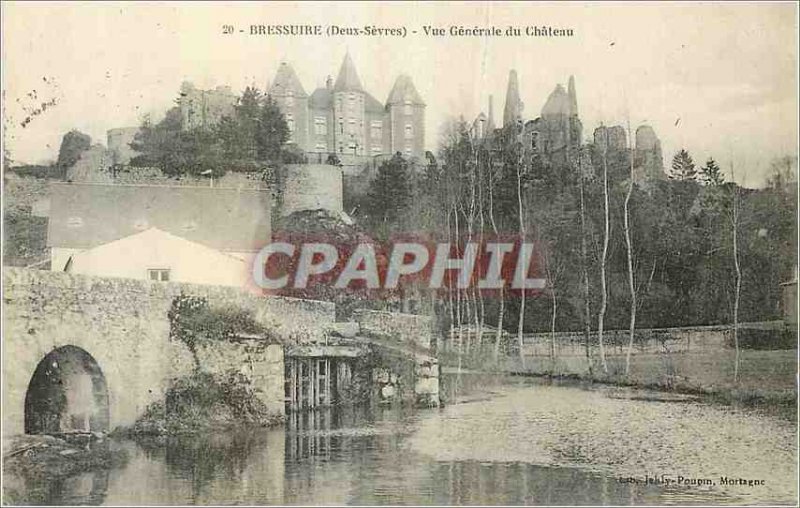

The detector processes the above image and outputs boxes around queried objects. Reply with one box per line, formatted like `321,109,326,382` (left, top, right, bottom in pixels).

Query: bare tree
624,122,638,376
515,137,527,368
577,151,593,373
487,150,506,362
597,128,610,374
730,162,742,382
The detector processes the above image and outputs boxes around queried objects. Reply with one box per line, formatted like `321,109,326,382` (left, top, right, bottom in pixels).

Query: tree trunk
578,154,593,374
516,148,527,369
624,123,637,376
597,130,610,374
731,164,741,382
487,157,506,362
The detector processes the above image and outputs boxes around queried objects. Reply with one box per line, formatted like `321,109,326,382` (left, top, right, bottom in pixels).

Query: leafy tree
365,152,412,229
256,95,290,163
130,108,224,177
56,130,91,171
699,157,724,185
669,149,697,181
130,88,292,176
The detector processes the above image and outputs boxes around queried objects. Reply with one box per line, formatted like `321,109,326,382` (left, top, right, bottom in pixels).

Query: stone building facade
268,53,426,161
177,81,237,130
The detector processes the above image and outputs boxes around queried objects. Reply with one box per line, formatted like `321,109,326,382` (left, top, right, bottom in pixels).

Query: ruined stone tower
503,70,524,128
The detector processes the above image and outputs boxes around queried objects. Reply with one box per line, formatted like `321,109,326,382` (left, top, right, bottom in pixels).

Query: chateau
267,53,426,162
473,70,665,180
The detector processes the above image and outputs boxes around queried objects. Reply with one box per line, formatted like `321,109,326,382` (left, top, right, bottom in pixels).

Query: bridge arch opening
24,345,110,435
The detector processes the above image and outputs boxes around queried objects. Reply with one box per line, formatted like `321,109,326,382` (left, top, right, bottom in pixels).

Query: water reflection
5,375,796,505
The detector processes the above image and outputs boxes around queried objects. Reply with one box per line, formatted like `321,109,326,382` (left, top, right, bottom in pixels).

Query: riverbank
2,434,128,505
511,370,798,421
442,345,798,419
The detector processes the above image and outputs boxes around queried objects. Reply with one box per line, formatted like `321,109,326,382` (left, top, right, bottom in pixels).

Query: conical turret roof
269,62,307,97
333,53,364,93
386,74,425,106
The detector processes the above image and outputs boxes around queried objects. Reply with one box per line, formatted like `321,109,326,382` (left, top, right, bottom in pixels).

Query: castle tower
503,70,523,128
567,75,582,145
269,62,309,151
567,75,578,116
386,74,426,159
332,52,367,156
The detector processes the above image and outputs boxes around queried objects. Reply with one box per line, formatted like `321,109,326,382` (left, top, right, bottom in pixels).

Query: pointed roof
269,62,307,97
541,84,571,117
333,53,364,93
503,70,523,127
386,74,425,106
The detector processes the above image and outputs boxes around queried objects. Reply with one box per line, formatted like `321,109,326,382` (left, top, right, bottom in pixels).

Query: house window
314,117,327,135
370,121,382,139
148,269,170,282
315,142,326,151
404,101,412,115
348,118,356,135
404,124,413,140
285,94,294,108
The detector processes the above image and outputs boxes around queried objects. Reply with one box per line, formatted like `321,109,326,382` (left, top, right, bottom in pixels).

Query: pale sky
2,1,797,187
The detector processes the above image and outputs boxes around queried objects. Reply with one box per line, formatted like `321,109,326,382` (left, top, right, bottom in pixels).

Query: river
7,375,798,505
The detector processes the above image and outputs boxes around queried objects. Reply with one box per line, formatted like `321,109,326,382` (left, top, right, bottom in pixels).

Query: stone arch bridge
2,268,438,437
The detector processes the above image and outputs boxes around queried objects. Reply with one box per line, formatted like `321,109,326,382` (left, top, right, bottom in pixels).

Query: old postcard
1,1,798,506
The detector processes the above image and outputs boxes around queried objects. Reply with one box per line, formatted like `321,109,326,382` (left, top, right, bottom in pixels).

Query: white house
47,183,271,288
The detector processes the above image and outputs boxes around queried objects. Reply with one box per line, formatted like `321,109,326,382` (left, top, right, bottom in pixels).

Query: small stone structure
2,267,334,435
281,164,343,216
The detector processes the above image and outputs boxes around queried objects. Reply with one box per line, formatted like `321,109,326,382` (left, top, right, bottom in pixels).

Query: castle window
370,120,382,139
371,145,382,154
404,101,412,115
314,117,327,135
530,132,539,151
404,124,413,140
285,94,294,107
348,118,356,135
286,115,294,133
315,142,326,151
